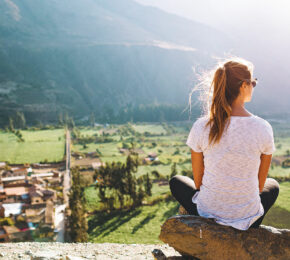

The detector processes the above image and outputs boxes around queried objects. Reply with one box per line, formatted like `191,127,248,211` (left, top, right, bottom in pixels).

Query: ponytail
205,66,232,147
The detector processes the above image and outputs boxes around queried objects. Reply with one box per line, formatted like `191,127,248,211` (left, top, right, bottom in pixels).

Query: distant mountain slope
0,0,231,125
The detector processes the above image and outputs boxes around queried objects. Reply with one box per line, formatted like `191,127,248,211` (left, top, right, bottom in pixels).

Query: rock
152,249,167,260
25,250,33,256
178,205,189,215
159,215,290,260
30,252,62,260
65,256,85,260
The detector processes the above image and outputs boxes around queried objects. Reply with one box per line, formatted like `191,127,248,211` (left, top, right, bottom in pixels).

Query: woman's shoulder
251,115,273,130
192,115,210,130
195,114,210,124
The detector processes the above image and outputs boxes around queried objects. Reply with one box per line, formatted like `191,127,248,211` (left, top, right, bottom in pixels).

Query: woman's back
186,114,276,230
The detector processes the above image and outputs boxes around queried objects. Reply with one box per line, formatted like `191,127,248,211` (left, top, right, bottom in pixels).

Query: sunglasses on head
239,78,258,88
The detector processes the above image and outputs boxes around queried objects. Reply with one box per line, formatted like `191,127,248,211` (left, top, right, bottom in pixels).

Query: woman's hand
190,149,205,189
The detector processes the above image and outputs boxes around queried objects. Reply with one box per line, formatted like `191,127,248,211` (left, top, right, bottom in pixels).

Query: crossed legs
169,175,199,216
169,175,279,228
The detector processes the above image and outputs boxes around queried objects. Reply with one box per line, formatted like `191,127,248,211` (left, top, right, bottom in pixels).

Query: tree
68,167,88,242
151,170,160,179
58,113,64,126
170,162,178,179
144,173,152,196
14,111,26,129
94,154,150,209
90,112,95,127
8,117,14,132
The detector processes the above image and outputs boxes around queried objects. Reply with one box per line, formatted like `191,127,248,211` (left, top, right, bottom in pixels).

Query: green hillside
0,0,230,126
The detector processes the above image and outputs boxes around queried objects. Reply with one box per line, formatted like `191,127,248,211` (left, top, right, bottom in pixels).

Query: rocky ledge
0,242,182,260
159,215,290,260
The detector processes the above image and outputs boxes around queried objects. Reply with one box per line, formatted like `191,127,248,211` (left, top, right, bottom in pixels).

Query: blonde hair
187,56,254,147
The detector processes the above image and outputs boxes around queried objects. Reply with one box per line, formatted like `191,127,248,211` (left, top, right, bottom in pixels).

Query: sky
135,0,290,35
135,0,290,51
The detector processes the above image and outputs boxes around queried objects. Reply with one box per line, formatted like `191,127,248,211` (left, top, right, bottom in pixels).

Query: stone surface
0,242,182,259
159,215,290,260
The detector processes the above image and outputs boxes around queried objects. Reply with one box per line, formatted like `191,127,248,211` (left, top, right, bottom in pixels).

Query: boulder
159,215,290,260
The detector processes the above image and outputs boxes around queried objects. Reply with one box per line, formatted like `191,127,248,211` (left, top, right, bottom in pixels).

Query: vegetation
0,119,289,243
68,167,88,242
0,129,65,163
88,200,178,244
83,120,290,243
94,154,153,210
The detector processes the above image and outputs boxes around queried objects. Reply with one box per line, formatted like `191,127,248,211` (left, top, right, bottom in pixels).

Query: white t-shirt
186,113,276,230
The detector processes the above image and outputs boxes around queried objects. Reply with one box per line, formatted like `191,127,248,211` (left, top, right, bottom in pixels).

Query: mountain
0,0,232,125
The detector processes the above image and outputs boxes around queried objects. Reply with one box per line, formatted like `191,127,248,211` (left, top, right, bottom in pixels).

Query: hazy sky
135,0,290,44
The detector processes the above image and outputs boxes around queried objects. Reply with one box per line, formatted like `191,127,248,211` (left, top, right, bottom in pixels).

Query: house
119,148,129,155
148,152,158,159
1,168,28,185
2,225,31,242
131,148,145,154
142,152,159,164
1,203,23,217
1,176,26,184
45,200,54,226
0,203,5,217
0,162,6,169
24,203,47,223
72,157,103,170
86,151,100,158
24,201,54,229
0,227,9,242
12,167,28,176
0,184,6,202
3,185,31,203
29,189,56,205
92,161,105,170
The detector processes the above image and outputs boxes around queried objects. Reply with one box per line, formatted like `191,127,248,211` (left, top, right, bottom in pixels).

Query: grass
133,124,167,135
0,129,65,163
269,165,290,178
263,182,290,229
86,181,290,244
87,200,179,244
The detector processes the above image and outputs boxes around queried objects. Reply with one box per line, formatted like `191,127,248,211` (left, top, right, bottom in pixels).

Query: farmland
0,129,65,164
74,120,290,243
1,120,289,243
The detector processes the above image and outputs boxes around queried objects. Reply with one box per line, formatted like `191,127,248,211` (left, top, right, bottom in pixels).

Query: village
0,161,64,242
0,137,164,243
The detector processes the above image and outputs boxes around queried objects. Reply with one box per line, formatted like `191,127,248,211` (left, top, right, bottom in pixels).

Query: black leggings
169,175,279,229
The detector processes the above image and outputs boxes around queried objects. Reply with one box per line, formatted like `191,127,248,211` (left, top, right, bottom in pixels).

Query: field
77,120,290,243
87,183,290,244
0,129,65,163
263,182,290,228
0,120,289,243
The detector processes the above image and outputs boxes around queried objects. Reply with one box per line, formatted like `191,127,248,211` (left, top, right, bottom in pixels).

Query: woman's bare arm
258,154,273,193
190,149,205,189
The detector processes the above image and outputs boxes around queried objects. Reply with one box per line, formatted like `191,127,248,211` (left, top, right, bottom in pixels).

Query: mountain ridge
0,0,234,126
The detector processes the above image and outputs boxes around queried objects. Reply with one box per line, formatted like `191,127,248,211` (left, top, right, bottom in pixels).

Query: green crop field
0,129,65,163
80,120,290,243
133,123,167,135
86,181,290,243
262,181,290,229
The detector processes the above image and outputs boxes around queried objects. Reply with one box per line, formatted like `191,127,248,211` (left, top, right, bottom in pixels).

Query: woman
170,57,279,230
